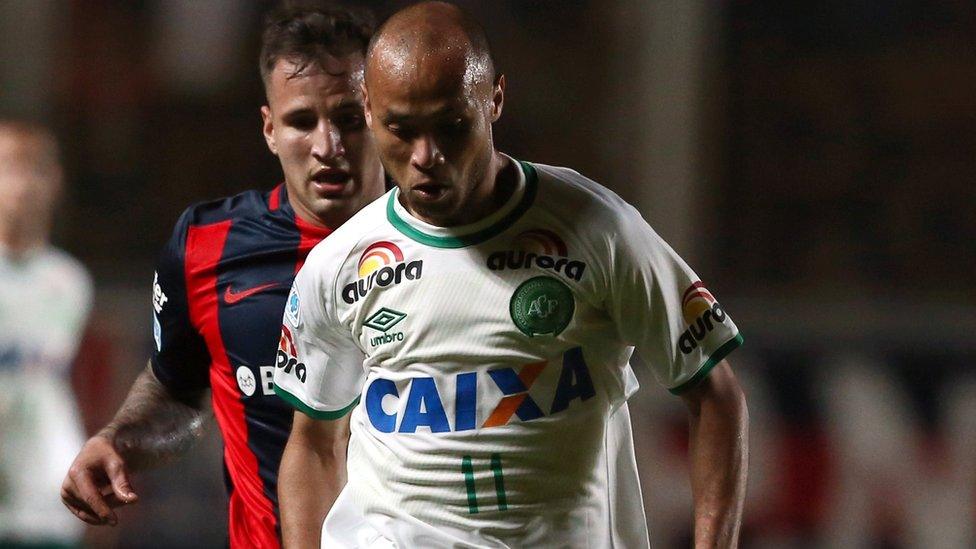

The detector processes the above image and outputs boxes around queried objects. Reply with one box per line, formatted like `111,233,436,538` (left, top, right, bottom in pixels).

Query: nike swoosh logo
223,283,280,305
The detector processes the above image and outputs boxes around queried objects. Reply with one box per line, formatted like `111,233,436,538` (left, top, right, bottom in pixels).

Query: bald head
365,1,495,92
362,2,508,227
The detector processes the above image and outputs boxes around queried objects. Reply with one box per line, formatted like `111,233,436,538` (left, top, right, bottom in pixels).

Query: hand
61,433,139,526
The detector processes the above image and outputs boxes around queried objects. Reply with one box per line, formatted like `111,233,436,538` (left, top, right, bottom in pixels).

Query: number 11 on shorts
461,453,508,514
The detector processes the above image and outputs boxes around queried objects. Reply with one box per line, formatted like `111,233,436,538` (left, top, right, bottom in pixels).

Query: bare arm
680,360,748,548
279,411,351,548
101,361,207,468
61,360,207,525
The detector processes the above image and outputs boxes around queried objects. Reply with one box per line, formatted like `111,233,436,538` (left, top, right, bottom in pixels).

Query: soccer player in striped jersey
60,4,384,547
275,2,749,547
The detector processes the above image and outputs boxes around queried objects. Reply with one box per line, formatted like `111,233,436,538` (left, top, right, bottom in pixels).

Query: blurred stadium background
2,0,974,547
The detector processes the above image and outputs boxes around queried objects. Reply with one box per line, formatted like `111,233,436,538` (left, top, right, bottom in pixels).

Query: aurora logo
487,229,586,281
677,282,728,354
343,241,423,304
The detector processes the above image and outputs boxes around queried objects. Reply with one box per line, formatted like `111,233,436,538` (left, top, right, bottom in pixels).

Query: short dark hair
260,1,374,88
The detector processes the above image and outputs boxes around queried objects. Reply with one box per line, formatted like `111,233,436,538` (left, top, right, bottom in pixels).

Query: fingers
65,467,117,526
62,484,132,516
103,490,136,508
61,488,108,525
61,436,138,527
105,459,138,504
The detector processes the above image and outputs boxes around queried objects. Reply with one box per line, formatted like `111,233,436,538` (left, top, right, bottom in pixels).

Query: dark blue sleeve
150,208,211,392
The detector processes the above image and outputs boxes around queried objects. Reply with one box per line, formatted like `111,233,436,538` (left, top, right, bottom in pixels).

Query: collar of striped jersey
386,158,538,249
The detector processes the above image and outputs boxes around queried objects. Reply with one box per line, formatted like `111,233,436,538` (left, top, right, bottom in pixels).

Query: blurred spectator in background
0,121,92,547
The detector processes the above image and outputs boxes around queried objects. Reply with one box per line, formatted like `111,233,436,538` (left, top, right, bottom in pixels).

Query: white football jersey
274,158,741,548
0,244,91,543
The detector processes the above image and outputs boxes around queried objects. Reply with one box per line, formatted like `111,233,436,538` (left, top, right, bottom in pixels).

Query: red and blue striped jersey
150,183,330,548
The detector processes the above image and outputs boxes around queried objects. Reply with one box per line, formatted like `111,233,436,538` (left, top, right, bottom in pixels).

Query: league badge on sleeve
285,286,301,327
153,312,162,352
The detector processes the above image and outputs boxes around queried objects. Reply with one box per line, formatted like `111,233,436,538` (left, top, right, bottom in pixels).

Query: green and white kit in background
0,245,91,544
274,157,742,548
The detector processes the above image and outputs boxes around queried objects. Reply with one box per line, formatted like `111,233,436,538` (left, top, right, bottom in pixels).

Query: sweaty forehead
366,35,491,107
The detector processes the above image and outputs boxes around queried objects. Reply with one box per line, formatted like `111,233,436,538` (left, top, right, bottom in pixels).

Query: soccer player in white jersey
0,122,93,546
274,2,749,547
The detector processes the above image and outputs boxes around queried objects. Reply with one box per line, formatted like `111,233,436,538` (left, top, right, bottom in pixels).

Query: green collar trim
386,160,538,249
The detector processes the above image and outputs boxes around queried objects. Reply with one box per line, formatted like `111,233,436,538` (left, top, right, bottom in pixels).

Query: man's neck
0,227,45,259
286,194,338,231
483,151,515,211
419,151,515,228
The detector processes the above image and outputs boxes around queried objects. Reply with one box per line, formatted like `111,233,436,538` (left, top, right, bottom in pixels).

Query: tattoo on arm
98,361,208,470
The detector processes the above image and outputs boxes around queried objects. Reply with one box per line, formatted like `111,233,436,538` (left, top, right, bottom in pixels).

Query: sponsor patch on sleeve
277,324,307,383
677,281,729,354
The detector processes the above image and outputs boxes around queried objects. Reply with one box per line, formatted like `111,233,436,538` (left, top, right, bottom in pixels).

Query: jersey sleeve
149,208,211,393
605,203,742,395
273,255,365,419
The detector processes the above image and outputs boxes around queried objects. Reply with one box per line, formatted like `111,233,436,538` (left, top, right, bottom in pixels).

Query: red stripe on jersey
268,184,282,211
293,215,332,273
185,221,280,549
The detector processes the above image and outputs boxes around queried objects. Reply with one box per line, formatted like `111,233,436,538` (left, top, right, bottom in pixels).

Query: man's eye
288,116,317,131
387,124,413,139
334,113,364,131
441,118,466,133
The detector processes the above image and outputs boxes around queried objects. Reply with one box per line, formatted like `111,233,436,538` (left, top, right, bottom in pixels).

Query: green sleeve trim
386,160,538,248
669,333,744,396
273,384,361,420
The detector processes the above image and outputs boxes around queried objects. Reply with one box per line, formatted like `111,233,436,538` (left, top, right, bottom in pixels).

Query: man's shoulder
156,187,278,264
161,187,280,252
525,160,636,225
177,187,275,228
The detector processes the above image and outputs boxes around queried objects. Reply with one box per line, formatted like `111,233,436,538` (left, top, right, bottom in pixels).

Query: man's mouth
412,181,447,201
310,168,351,195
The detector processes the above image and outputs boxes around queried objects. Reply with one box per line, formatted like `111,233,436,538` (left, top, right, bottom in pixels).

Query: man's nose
311,121,344,161
411,135,444,170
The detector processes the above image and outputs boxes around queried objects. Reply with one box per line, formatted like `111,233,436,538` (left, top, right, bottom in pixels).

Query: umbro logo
223,282,279,305
364,308,407,332
364,308,407,347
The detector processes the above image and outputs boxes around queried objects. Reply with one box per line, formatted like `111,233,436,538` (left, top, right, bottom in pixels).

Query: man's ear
362,83,373,129
261,105,277,155
490,74,505,122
